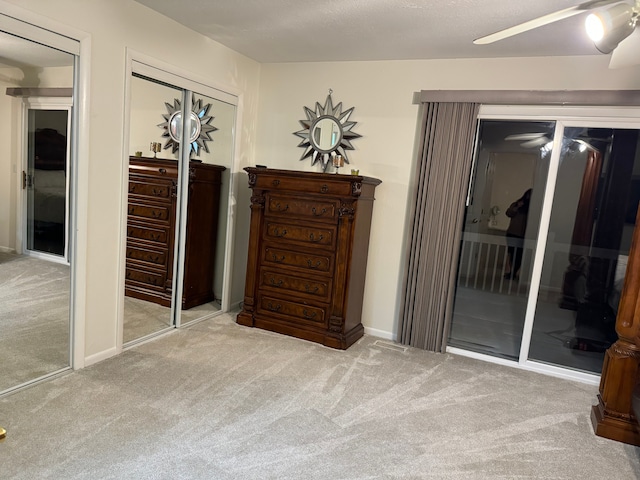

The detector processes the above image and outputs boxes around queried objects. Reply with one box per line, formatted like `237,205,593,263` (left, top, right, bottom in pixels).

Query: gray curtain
398,102,480,352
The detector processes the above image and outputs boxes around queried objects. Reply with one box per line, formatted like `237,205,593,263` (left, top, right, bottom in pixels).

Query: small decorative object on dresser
125,156,225,309
237,167,381,349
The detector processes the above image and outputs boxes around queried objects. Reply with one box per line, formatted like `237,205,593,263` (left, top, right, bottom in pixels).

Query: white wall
3,0,261,362
256,56,640,339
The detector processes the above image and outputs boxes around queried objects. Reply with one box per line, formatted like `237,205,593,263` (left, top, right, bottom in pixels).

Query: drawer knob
304,284,319,294
158,168,167,174
303,309,317,319
274,228,287,238
306,259,322,269
273,202,289,212
271,253,285,263
311,207,327,216
309,233,324,243
266,302,281,312
269,277,284,287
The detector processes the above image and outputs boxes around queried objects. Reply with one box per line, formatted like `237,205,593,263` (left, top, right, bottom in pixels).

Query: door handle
22,171,26,190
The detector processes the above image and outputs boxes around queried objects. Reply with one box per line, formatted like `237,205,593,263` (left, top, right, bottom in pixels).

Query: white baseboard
364,326,396,341
0,246,16,253
84,347,118,367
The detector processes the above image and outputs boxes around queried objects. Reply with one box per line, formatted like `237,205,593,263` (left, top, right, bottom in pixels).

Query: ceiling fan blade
609,28,640,68
505,133,548,141
473,0,620,45
521,137,551,148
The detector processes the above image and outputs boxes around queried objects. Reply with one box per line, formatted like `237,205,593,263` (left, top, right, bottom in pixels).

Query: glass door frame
21,99,73,265
119,51,241,349
447,104,640,385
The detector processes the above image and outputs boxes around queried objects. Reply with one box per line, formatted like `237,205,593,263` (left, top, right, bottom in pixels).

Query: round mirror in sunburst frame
158,98,217,156
294,92,361,171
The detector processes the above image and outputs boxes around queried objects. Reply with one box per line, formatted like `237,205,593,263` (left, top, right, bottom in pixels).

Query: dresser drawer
264,220,335,249
257,294,327,328
263,246,333,274
254,175,353,196
260,267,331,302
125,266,167,290
126,243,168,267
266,194,339,222
128,201,172,222
127,223,169,244
128,177,174,201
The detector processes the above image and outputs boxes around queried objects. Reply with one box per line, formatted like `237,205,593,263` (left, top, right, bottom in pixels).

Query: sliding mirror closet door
124,67,238,344
123,75,184,344
0,29,77,393
178,92,235,326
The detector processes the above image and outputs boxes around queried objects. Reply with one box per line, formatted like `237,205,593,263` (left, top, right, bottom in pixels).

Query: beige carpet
0,250,220,392
2,312,639,479
0,252,70,392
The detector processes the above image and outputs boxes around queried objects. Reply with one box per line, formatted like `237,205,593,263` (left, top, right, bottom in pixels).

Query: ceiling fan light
585,14,604,42
585,4,636,54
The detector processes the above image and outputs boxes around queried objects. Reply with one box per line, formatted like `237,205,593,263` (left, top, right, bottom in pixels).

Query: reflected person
505,188,532,280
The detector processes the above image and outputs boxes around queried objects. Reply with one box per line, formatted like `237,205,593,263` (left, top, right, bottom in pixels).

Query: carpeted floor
0,252,70,392
2,312,639,479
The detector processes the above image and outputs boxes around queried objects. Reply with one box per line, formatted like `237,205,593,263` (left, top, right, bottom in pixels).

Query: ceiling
134,0,603,63
0,31,73,69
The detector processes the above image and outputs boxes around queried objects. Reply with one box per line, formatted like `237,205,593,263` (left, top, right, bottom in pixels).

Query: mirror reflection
0,31,75,393
179,93,235,326
311,117,341,151
124,74,236,344
124,75,181,343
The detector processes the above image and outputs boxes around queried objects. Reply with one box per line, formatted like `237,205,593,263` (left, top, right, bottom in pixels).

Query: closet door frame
118,50,242,349
0,4,91,372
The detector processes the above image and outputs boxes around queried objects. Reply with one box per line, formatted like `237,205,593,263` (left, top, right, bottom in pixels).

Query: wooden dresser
237,167,381,349
125,156,225,309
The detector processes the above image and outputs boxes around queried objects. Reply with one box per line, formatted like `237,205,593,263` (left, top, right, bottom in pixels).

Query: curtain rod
413,90,640,106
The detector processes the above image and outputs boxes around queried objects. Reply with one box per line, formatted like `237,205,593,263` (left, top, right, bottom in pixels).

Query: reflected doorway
25,106,70,260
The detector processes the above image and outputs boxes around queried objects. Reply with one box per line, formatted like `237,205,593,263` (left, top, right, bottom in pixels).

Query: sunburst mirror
294,90,361,171
158,98,217,156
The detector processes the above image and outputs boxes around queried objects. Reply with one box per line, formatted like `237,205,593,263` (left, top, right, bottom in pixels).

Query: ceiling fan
474,0,640,68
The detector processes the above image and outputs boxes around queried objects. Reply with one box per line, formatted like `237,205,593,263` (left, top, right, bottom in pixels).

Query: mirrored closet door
0,24,78,394
123,65,237,345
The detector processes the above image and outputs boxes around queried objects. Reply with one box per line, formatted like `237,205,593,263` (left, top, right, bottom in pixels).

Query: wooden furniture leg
591,206,640,445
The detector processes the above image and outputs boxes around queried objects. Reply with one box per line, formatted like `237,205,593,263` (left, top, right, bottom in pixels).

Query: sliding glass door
448,109,640,379
448,120,554,360
528,127,639,373
25,106,71,260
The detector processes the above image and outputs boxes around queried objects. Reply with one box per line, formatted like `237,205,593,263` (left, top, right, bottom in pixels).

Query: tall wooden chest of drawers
125,156,225,309
237,167,381,349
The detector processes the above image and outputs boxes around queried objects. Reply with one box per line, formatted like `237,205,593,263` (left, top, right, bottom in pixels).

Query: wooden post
591,205,640,445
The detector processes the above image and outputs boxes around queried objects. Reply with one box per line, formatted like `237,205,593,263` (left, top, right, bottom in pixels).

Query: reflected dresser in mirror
125,156,225,309
237,167,381,349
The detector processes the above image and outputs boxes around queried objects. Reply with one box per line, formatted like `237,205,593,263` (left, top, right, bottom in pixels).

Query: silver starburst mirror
294,90,361,171
159,98,217,156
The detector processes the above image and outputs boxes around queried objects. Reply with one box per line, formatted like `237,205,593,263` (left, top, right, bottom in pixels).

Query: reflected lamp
585,3,637,54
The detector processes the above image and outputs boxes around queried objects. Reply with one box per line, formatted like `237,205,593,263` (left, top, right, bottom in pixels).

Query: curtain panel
398,102,479,352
